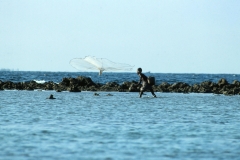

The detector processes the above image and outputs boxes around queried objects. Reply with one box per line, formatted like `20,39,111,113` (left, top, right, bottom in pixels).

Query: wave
34,80,46,84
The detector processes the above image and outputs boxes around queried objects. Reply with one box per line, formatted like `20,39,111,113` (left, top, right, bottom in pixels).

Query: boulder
200,81,217,89
59,78,70,87
15,82,24,90
44,81,55,90
55,89,62,92
69,78,79,86
25,86,34,91
157,82,170,92
223,90,234,96
105,82,119,87
169,82,189,90
198,87,212,93
158,82,170,89
128,83,139,92
233,88,240,95
86,86,98,91
120,81,133,90
218,78,229,87
232,80,240,87
192,84,200,93
2,81,15,90
76,76,95,87
212,87,220,94
0,80,4,88
67,86,81,92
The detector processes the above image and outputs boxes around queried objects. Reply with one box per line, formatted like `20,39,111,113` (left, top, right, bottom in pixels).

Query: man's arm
136,74,142,86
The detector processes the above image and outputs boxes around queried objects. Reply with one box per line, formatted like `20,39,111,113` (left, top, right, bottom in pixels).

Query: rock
76,76,95,87
128,83,139,92
157,82,170,92
69,78,78,86
86,86,98,91
218,78,229,87
59,78,70,86
55,89,62,92
198,86,212,93
0,80,4,89
99,82,121,91
118,81,135,92
2,81,15,90
169,82,189,91
212,87,220,94
44,81,55,90
233,88,240,95
232,80,240,86
200,81,217,89
105,82,119,87
159,82,170,88
174,82,189,93
192,84,200,93
213,90,221,94
199,81,213,93
67,86,81,92
0,76,238,95
188,86,193,92
25,86,34,91
15,82,24,90
223,90,234,96
58,76,96,90
169,82,180,90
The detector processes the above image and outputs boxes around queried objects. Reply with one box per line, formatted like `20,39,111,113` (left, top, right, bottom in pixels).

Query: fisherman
136,68,157,98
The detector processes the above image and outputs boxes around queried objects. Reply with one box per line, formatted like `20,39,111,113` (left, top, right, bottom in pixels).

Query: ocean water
0,90,240,160
1,72,240,159
1,71,240,85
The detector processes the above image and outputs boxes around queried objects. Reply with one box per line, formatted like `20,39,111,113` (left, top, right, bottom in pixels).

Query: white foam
34,80,46,84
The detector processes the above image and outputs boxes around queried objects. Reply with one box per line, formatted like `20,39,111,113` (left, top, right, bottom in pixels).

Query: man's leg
150,88,157,97
139,86,145,98
139,90,143,98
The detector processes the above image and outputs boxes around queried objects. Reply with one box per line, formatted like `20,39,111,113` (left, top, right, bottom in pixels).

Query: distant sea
1,71,240,85
1,71,240,160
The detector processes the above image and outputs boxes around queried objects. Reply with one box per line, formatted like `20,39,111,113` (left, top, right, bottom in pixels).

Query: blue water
1,71,240,85
1,72,240,159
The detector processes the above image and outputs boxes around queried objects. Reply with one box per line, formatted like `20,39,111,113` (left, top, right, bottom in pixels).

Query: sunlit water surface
0,91,240,160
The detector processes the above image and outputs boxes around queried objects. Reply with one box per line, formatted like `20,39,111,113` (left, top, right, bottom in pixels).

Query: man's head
137,68,142,74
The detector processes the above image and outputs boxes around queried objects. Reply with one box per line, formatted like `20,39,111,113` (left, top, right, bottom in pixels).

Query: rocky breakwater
0,76,240,95
155,78,240,95
0,76,135,92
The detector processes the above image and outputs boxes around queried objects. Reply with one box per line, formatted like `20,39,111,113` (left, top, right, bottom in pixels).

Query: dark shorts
140,82,152,91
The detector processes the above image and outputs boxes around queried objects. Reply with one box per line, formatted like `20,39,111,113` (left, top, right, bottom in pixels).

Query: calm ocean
1,71,240,85
1,71,240,159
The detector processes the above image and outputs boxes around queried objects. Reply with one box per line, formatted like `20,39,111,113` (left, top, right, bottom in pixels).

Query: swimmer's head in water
49,94,56,99
137,68,142,74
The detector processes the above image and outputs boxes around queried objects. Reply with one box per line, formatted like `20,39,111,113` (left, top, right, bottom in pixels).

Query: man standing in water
136,68,157,98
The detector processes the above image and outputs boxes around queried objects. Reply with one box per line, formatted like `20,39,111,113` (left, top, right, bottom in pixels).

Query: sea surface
1,71,240,160
1,71,240,85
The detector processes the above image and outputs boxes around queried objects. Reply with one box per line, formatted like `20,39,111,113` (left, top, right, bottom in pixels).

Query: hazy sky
0,0,239,73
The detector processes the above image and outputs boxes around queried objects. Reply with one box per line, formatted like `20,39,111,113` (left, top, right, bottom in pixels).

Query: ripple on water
0,91,240,159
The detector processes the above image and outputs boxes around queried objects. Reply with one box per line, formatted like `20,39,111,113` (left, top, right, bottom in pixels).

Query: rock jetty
0,76,240,96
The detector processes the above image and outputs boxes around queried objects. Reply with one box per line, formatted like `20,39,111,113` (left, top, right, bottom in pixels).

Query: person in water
48,94,56,99
136,68,157,98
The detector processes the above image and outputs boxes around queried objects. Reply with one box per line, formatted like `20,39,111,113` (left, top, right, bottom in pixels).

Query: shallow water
0,91,240,159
